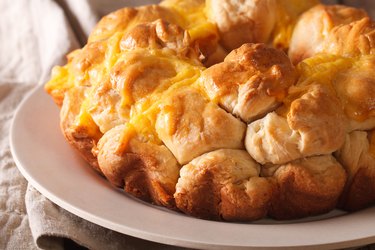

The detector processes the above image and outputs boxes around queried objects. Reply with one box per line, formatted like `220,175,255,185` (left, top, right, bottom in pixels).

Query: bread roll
206,0,277,51
335,131,375,211
97,125,180,208
87,20,203,134
89,2,219,65
334,55,375,130
120,19,198,58
207,0,318,52
323,17,375,59
199,43,297,123
174,149,274,221
155,88,246,165
297,54,375,131
60,86,102,173
262,155,346,220
289,4,368,64
88,5,179,43
246,84,347,164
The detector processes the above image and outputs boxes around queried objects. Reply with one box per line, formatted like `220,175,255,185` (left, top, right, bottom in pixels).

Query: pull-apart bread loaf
45,0,375,221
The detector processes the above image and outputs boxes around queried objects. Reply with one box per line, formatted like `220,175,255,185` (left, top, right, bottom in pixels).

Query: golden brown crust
174,149,274,221
342,166,375,211
207,0,318,52
287,85,347,155
88,3,218,65
263,155,346,220
97,125,180,208
207,0,277,51
246,84,347,164
334,56,375,130
323,17,375,58
334,131,375,211
60,87,102,173
294,54,375,131
289,4,368,64
200,43,297,123
88,5,178,44
155,88,246,165
120,19,200,60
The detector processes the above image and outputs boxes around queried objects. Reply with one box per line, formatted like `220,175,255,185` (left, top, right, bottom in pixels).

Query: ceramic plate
10,85,375,249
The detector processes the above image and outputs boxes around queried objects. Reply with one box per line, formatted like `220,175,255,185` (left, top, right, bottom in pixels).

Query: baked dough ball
289,4,368,64
89,2,219,65
262,155,346,220
87,20,203,134
174,149,274,221
246,84,347,164
97,125,180,208
334,55,375,130
199,43,297,123
206,0,277,51
120,19,199,58
60,86,102,173
155,88,246,165
46,42,108,174
45,39,107,106
297,54,375,131
322,17,375,59
88,5,179,43
207,0,318,51
335,131,375,211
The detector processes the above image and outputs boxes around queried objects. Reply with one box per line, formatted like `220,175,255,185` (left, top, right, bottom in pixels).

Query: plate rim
9,84,375,250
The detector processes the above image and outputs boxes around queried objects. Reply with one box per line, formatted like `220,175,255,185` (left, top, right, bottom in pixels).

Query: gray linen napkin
25,186,186,250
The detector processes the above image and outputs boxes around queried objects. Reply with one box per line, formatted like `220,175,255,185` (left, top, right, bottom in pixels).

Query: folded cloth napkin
1,0,375,249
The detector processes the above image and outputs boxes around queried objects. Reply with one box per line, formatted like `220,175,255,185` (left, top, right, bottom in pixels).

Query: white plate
10,85,375,249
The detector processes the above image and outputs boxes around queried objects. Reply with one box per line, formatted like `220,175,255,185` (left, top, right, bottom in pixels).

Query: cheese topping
160,0,218,44
278,54,375,122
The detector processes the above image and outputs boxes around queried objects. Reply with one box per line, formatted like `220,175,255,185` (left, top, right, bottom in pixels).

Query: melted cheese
44,65,71,105
277,54,352,117
115,123,136,154
160,0,218,44
297,54,353,86
90,46,202,146
123,49,203,144
104,32,123,71
74,101,102,140
47,0,220,146
335,55,375,121
279,54,375,122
